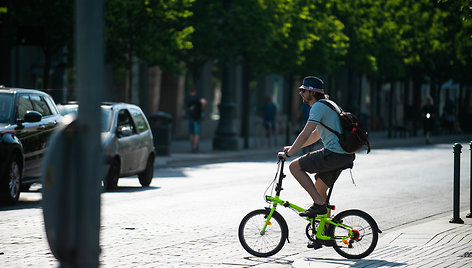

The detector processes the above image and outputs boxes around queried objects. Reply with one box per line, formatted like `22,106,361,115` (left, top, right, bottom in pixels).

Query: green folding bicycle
238,159,382,259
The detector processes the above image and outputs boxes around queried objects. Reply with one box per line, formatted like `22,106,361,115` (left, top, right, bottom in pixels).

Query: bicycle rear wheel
238,209,288,257
328,209,379,259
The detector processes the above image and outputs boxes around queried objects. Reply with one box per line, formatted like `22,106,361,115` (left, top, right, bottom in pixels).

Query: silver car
57,102,155,190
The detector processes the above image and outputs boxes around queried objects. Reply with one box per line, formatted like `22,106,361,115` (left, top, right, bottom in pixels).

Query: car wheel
1,156,22,204
138,154,154,187
105,158,120,191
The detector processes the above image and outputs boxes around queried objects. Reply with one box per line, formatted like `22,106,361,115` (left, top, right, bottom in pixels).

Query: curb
154,134,471,168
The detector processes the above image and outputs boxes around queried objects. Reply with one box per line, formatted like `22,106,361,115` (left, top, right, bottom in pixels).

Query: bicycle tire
238,209,288,257
328,209,379,259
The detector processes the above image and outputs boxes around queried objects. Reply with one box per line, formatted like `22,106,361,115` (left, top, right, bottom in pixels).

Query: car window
129,107,149,133
30,94,52,116
117,109,136,135
0,94,13,123
16,94,34,120
101,107,112,132
44,96,59,114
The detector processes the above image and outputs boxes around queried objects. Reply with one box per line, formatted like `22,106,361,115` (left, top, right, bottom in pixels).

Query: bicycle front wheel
328,209,379,259
238,209,288,257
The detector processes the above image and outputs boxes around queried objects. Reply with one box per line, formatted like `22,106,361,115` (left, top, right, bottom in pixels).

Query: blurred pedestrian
421,96,436,144
442,98,461,134
185,88,207,153
262,96,278,146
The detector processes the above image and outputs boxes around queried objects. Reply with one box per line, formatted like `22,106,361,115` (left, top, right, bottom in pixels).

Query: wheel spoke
239,210,287,257
330,210,378,259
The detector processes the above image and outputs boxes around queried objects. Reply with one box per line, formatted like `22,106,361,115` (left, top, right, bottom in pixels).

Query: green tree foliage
183,0,222,82
105,0,194,78
8,0,472,94
331,0,379,75
185,0,348,77
439,0,472,85
295,0,348,75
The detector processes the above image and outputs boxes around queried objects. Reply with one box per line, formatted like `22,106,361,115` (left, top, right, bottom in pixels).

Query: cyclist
277,76,355,219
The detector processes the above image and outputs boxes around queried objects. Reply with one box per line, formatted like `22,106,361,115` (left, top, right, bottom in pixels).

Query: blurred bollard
467,141,472,218
450,143,464,224
149,112,172,156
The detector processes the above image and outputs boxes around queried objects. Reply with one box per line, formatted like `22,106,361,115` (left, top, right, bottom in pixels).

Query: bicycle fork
260,205,277,235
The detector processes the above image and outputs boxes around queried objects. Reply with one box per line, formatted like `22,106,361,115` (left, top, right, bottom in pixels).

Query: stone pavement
1,132,470,268
153,132,472,267
290,212,472,268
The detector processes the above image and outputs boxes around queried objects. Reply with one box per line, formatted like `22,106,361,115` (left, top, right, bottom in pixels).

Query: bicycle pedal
307,241,323,250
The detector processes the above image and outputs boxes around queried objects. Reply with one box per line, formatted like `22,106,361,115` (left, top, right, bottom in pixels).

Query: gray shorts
298,148,355,188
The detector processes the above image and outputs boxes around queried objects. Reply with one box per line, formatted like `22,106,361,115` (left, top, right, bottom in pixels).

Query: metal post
450,143,464,224
467,141,472,218
75,0,103,266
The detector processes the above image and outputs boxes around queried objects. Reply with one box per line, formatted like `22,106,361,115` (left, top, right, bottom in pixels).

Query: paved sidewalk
291,212,472,268
154,132,472,267
155,132,472,168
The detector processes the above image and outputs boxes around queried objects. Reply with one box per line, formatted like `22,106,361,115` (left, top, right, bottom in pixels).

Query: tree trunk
241,65,250,148
125,47,132,103
412,76,422,136
388,81,394,138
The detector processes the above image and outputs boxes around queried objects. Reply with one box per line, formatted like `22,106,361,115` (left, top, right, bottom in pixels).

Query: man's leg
289,159,324,205
193,121,201,152
314,177,329,203
189,134,196,148
193,134,200,152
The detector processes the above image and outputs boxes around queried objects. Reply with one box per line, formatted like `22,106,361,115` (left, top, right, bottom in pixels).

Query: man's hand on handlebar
277,146,292,160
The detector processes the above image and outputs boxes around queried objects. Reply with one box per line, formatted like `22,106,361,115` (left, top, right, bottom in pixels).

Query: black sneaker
299,203,327,218
307,240,323,249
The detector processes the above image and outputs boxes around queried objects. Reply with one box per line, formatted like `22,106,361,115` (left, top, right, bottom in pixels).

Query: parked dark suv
0,87,62,204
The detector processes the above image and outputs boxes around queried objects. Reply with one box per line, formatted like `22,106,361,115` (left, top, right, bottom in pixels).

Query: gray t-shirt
307,100,347,154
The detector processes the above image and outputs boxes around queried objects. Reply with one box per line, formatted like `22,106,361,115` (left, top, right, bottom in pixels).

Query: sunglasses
299,88,306,93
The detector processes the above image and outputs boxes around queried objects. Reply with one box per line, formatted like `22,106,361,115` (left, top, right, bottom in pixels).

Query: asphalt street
0,137,471,267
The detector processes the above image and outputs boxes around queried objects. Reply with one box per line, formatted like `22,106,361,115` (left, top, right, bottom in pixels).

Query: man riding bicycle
277,76,355,219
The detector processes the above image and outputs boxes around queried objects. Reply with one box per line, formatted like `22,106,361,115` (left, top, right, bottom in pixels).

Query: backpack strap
319,99,342,113
319,100,372,154
317,100,342,137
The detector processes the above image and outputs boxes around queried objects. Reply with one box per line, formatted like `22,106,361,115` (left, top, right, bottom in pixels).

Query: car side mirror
117,126,132,137
24,110,42,122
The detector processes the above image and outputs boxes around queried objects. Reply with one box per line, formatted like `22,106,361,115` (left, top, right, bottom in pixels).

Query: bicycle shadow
108,185,161,193
243,256,293,266
302,257,407,267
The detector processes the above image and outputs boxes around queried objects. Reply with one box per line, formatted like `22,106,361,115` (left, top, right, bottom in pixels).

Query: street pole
467,141,472,218
74,0,103,265
450,143,464,224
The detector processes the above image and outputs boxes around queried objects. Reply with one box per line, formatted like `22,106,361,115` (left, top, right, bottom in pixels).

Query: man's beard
302,93,314,104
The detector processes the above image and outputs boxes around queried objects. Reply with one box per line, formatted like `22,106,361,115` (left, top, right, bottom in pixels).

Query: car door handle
39,125,46,129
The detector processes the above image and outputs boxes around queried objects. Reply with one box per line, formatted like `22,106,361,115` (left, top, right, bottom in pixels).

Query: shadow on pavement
0,199,42,211
303,257,407,267
243,256,293,266
107,185,161,193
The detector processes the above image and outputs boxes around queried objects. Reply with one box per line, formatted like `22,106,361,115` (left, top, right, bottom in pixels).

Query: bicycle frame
261,160,357,242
